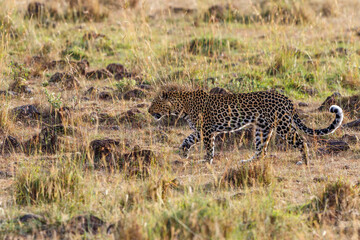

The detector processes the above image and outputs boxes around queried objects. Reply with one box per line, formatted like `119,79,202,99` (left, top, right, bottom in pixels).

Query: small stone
296,161,303,165
136,103,147,108
298,102,309,107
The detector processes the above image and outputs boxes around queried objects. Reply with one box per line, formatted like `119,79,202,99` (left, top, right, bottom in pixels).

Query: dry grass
220,161,273,188
0,0,359,239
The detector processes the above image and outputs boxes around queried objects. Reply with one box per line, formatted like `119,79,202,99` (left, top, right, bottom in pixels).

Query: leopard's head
148,91,184,120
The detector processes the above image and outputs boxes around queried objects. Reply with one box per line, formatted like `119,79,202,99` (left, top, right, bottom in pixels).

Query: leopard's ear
159,91,168,100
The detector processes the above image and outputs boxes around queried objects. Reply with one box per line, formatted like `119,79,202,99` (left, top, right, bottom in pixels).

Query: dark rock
114,72,141,81
118,109,147,128
342,119,360,129
86,69,112,80
330,47,349,57
49,72,80,89
63,75,80,89
1,135,21,154
89,139,156,176
23,126,62,155
341,134,359,144
118,147,157,176
84,86,98,96
204,4,240,22
75,59,89,75
318,140,350,154
83,112,114,125
137,84,153,90
53,107,72,124
205,5,226,21
318,93,360,117
114,72,126,80
47,59,89,74
26,2,45,19
123,89,146,100
12,105,41,120
41,107,72,125
209,87,229,95
8,78,32,94
98,91,113,100
65,215,105,235
30,55,46,65
136,103,147,108
169,6,197,14
106,63,126,75
298,102,309,107
17,214,45,224
89,138,127,165
47,60,67,70
49,72,69,83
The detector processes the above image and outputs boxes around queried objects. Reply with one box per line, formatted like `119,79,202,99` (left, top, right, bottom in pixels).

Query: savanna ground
0,0,360,239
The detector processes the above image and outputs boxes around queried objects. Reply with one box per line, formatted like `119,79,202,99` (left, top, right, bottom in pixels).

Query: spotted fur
148,90,343,165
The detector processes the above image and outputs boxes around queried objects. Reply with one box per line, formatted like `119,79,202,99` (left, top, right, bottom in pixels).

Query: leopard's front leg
179,131,200,158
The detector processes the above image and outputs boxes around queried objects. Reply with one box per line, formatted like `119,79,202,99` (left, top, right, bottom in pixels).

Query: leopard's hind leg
240,125,273,163
276,120,309,165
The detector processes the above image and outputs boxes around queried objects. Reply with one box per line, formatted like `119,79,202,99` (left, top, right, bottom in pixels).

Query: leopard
148,89,343,165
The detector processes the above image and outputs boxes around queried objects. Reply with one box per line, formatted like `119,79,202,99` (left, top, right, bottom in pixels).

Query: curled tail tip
329,105,343,114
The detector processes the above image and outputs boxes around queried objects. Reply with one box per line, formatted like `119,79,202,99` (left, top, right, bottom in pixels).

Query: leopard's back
203,91,295,132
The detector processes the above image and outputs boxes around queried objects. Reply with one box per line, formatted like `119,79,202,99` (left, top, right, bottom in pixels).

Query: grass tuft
220,161,273,188
181,37,241,57
260,0,315,25
302,180,358,223
14,161,84,205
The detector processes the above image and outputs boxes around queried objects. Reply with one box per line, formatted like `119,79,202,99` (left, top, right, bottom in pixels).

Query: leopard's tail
293,105,343,136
